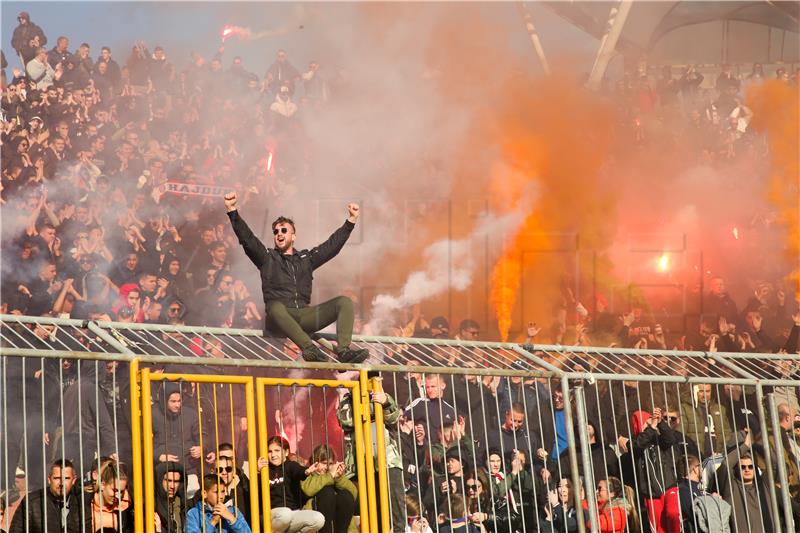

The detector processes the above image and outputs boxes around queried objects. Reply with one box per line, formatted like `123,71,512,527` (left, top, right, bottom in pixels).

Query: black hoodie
151,381,208,472
154,461,186,533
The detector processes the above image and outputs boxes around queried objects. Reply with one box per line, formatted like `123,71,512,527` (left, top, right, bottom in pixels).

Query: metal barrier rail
1,313,799,533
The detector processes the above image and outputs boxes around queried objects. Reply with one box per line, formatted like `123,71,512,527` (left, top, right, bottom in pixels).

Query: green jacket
336,391,402,478
679,387,732,455
302,473,358,533
301,472,358,500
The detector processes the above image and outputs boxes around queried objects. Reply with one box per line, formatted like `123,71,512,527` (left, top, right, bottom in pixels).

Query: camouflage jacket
337,391,402,477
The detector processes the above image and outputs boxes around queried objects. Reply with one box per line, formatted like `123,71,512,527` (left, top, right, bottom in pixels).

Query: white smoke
367,184,537,332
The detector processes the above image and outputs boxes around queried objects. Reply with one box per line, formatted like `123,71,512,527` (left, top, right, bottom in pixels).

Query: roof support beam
587,0,633,91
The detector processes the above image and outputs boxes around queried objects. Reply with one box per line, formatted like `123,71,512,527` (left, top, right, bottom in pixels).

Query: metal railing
1,313,798,532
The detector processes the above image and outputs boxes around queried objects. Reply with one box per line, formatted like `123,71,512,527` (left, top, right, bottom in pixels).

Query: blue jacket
185,500,251,533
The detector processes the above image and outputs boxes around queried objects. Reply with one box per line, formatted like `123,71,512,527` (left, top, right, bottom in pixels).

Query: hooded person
151,381,212,475
112,283,145,322
155,461,186,533
159,256,191,302
11,12,47,65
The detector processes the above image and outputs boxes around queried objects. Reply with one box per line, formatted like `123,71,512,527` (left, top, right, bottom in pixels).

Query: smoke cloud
368,189,536,333
746,81,800,298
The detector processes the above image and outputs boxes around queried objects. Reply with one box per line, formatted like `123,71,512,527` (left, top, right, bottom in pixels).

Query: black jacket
11,22,47,54
151,382,207,470
268,461,307,510
9,487,82,533
227,210,354,309
154,462,186,533
629,421,678,499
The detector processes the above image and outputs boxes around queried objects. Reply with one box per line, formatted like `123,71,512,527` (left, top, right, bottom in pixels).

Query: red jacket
594,500,629,533
661,485,681,533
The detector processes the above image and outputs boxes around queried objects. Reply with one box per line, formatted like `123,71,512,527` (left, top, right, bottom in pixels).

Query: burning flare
657,253,670,273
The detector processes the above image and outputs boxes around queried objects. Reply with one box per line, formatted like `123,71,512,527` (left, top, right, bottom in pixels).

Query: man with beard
223,192,368,364
9,459,81,533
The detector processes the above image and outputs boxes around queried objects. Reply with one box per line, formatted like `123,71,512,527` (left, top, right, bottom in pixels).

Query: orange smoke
487,77,616,341
747,81,800,298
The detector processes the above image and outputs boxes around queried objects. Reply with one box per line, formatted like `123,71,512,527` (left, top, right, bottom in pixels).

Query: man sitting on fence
224,192,368,364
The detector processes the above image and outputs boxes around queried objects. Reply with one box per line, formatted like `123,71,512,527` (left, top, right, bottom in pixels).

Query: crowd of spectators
2,9,800,533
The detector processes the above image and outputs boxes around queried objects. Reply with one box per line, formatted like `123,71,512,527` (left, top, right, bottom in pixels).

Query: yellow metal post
370,377,391,533
129,359,143,533
140,368,155,533
245,379,261,533
350,384,370,533
359,371,379,533
256,379,273,533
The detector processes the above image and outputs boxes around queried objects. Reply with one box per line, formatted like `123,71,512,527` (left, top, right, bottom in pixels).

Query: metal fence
1,313,798,533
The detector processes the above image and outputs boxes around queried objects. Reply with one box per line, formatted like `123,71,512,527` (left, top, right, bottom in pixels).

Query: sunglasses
273,227,289,235
168,307,181,313
217,466,233,474
466,483,479,490
740,464,754,471
663,416,678,422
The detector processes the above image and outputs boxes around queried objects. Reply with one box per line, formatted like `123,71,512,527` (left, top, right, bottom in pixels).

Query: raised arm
309,203,359,270
225,192,270,268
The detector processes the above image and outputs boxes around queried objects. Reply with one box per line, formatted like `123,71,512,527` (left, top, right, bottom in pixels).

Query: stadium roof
545,1,800,64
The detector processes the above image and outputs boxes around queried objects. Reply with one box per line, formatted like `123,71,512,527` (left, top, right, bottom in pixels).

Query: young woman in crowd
84,459,133,532
261,436,325,533
300,444,357,533
592,477,639,533
464,469,493,531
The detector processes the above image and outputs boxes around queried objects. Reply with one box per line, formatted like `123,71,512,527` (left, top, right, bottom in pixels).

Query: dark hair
459,319,480,332
676,455,700,479
209,240,226,251
310,444,334,464
267,435,290,451
213,269,234,291
101,46,110,53
448,494,467,519
605,476,622,497
202,474,220,494
50,458,75,473
271,216,295,232
218,443,234,452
